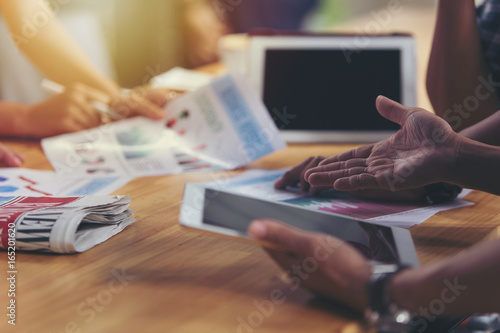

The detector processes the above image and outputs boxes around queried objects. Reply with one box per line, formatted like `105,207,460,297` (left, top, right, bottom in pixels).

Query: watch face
372,309,413,332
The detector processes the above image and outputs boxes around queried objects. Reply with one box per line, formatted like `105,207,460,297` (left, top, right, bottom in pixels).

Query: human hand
110,87,167,121
304,96,461,192
25,83,110,138
0,144,24,167
274,156,330,195
275,156,428,202
25,85,168,138
248,219,372,311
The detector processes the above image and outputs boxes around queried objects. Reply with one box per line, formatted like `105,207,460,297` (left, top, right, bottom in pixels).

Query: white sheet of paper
0,168,131,196
42,74,286,178
150,67,215,91
203,169,475,229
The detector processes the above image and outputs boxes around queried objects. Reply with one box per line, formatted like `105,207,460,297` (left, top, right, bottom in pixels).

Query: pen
41,79,122,120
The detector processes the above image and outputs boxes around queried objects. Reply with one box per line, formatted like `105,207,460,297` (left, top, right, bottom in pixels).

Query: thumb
248,219,312,253
376,95,414,126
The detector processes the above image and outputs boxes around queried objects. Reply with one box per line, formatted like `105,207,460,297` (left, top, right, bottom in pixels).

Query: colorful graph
283,196,428,220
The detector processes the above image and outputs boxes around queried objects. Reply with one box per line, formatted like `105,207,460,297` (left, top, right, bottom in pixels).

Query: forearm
0,0,119,96
427,0,498,130
459,110,500,146
392,238,500,315
0,102,30,137
445,137,500,195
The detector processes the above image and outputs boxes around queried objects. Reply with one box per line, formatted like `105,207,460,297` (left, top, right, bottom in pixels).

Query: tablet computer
247,34,417,143
180,183,419,267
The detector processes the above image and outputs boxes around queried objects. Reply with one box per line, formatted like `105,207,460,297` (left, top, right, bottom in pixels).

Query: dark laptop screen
263,49,402,131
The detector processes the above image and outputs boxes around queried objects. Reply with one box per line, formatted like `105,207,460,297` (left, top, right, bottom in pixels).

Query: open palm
305,96,460,192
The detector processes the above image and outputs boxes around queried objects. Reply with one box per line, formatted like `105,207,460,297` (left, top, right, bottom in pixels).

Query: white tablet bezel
247,35,417,143
179,183,420,267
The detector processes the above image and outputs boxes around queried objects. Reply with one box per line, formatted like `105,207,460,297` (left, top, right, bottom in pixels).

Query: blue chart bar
212,76,273,160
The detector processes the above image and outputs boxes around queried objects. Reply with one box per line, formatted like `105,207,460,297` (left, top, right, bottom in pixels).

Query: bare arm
427,0,498,131
394,238,500,314
0,0,120,96
459,110,500,146
0,84,109,138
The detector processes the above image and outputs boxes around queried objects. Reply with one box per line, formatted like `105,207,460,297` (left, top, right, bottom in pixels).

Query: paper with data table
205,169,474,228
42,74,286,178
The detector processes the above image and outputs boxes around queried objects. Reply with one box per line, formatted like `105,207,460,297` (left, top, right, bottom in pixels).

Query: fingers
112,92,165,120
333,173,380,191
376,95,414,126
307,160,381,191
264,248,301,272
66,84,109,127
69,94,102,128
248,219,313,255
318,145,374,167
275,156,325,193
305,158,368,183
142,89,169,108
71,83,111,105
0,145,24,167
275,157,313,190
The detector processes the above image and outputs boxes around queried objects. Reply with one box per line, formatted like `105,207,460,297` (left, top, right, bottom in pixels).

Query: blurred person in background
427,0,500,133
0,0,168,138
181,0,320,67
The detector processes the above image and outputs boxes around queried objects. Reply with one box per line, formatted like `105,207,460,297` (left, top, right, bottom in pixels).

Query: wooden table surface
1,138,500,333
3,4,500,333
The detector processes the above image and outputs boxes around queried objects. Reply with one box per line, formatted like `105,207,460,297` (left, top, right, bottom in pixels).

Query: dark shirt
225,0,319,33
477,0,500,93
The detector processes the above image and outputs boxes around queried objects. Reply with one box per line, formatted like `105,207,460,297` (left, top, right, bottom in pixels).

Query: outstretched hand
304,96,460,192
248,219,371,311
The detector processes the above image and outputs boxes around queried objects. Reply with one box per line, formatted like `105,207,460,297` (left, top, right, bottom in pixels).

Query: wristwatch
365,264,413,332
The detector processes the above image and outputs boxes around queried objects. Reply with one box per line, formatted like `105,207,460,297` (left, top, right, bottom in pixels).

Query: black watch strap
368,264,410,314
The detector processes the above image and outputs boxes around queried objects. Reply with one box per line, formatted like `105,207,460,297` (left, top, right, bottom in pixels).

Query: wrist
454,136,500,194
436,131,463,184
391,264,446,313
22,103,50,138
365,264,413,329
0,103,33,138
390,268,423,312
21,104,38,138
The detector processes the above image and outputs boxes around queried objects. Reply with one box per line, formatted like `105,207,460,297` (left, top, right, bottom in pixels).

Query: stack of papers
203,169,474,228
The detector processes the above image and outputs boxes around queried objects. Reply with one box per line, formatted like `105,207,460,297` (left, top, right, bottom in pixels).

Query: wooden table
1,138,500,333
3,4,500,333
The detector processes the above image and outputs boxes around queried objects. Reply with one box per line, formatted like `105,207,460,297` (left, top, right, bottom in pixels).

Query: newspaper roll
0,196,135,253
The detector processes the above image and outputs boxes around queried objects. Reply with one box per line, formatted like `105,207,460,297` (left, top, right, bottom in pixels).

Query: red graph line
18,176,38,185
25,186,52,196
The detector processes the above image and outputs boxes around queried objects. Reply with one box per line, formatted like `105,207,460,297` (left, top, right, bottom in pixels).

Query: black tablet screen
263,49,402,131
202,188,401,264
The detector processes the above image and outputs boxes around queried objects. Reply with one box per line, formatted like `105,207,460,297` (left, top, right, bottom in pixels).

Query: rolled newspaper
0,196,134,253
